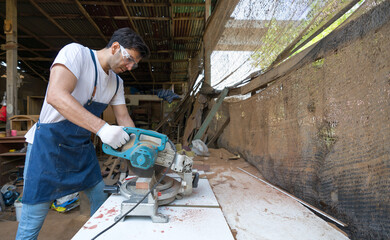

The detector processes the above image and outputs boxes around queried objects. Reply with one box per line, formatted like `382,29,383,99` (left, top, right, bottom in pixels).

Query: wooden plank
76,1,206,7
0,153,26,157
286,0,361,60
74,0,107,42
203,0,240,84
182,95,205,146
227,87,242,96
72,178,234,240
203,0,240,52
193,88,229,141
104,157,120,185
238,167,348,227
241,43,318,95
207,117,230,147
27,96,45,116
29,0,78,42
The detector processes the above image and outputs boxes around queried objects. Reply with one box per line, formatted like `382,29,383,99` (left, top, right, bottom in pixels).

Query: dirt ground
0,207,88,240
0,148,349,239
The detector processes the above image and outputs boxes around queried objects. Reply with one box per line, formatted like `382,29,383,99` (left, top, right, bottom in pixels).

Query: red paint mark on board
95,214,103,219
89,225,97,229
161,230,165,233
83,224,98,230
106,207,117,214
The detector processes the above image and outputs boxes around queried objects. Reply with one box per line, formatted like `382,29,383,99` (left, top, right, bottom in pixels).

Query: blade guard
102,127,168,170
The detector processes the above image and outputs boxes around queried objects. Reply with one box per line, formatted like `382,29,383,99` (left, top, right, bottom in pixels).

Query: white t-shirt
25,43,126,143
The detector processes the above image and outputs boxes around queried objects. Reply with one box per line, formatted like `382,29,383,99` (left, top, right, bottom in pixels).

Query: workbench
72,178,234,240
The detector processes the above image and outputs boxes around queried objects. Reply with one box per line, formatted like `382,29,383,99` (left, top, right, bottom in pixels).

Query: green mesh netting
210,0,382,90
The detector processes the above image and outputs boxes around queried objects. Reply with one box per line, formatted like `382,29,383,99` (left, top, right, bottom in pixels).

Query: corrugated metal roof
0,0,218,94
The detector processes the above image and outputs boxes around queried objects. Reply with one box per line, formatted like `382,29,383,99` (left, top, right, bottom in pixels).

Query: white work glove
97,123,130,149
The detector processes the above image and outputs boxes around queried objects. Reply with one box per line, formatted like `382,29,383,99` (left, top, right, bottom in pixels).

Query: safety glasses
119,44,138,70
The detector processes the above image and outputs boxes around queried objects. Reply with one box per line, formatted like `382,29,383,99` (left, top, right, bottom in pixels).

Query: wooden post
202,0,240,86
5,0,18,129
193,88,229,141
203,46,212,86
204,0,212,85
205,0,211,21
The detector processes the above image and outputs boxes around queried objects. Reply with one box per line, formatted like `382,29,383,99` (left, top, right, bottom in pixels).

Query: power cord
91,139,177,240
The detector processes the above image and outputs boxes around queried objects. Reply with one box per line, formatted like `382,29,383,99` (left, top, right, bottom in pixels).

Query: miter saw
102,127,199,223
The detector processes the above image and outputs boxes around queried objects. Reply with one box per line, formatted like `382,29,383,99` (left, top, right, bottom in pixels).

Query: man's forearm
112,104,136,128
116,114,135,128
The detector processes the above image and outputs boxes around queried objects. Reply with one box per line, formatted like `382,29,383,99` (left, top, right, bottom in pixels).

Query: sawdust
199,148,349,240
167,207,204,223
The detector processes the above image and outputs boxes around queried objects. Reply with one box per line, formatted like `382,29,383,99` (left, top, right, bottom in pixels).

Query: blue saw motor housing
102,127,168,170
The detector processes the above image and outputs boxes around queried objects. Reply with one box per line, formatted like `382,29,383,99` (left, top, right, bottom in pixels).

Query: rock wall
214,3,390,239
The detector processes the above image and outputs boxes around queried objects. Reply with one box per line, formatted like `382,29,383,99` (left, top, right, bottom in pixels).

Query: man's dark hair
107,27,150,59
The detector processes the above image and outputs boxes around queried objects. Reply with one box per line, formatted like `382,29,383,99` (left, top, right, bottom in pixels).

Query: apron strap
88,49,120,103
88,49,98,105
115,75,119,96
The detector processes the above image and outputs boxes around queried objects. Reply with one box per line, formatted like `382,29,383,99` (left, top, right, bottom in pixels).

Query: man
16,27,149,239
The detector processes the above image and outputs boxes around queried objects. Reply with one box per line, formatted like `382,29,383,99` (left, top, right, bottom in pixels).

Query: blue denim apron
23,49,119,204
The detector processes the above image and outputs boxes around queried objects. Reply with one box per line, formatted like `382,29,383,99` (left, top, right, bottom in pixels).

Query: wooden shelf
27,96,44,115
0,152,26,157
0,136,26,141
0,136,26,184
0,139,26,144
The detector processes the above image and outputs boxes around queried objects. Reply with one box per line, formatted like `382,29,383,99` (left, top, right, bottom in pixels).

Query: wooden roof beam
18,35,201,41
31,14,204,21
120,0,139,33
16,47,197,54
74,0,108,42
203,0,241,84
0,35,44,58
29,0,78,42
7,57,188,63
32,0,205,7
73,1,205,7
126,81,187,85
120,0,142,83
0,13,54,50
122,70,188,75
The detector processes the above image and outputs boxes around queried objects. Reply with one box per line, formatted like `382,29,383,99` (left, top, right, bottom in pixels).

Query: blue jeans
16,144,107,240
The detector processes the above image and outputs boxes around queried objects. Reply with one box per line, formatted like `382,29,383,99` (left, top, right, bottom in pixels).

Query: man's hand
97,123,130,149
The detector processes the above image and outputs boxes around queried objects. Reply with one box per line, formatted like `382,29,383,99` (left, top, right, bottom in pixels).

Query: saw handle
192,172,200,188
122,127,168,151
102,127,168,157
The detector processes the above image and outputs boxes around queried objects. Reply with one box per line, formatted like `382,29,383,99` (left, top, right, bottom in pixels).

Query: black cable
91,139,177,240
